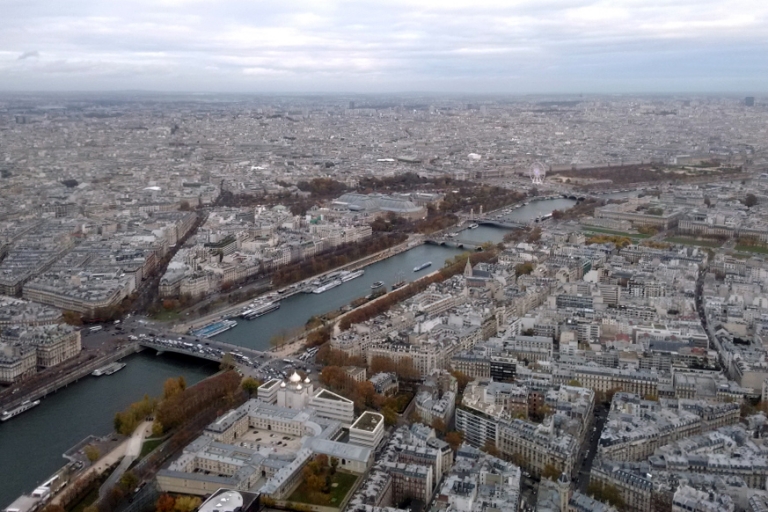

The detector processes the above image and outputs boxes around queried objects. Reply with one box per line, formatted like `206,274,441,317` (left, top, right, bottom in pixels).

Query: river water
0,198,573,506
0,353,216,508
215,198,576,350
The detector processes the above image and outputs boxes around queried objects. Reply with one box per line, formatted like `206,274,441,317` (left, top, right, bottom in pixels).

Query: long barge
190,319,238,338
92,362,126,377
1,399,41,422
242,301,281,319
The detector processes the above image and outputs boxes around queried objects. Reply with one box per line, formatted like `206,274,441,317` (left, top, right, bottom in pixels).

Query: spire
464,257,473,278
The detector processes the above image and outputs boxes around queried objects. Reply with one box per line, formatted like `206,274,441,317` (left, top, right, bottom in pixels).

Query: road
573,403,610,493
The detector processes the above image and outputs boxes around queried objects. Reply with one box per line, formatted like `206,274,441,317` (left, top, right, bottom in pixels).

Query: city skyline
1,0,767,93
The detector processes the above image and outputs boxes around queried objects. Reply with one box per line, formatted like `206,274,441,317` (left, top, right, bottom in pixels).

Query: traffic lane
575,406,609,491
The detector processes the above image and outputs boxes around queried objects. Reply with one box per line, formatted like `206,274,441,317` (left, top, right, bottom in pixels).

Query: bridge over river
137,338,305,373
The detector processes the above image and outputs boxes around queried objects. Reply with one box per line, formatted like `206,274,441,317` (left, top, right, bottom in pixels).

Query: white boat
313,279,343,294
340,269,365,282
468,223,479,229
1,399,41,422
414,261,432,272
371,281,385,289
243,301,280,319
92,362,126,377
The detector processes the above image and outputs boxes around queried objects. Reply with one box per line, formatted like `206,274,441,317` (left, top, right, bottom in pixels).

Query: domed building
276,371,314,409
258,370,355,425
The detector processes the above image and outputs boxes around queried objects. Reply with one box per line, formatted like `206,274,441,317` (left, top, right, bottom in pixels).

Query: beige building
350,412,385,449
0,325,81,384
308,389,355,425
0,345,36,384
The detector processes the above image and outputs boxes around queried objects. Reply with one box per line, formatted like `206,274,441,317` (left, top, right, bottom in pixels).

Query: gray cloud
0,0,766,92
17,50,39,60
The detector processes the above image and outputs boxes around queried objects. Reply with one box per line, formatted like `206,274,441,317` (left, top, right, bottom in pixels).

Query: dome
304,377,311,384
280,382,286,388
297,384,302,390
289,372,302,383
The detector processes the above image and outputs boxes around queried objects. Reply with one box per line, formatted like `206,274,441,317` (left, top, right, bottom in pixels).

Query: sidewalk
51,421,152,505
99,421,152,497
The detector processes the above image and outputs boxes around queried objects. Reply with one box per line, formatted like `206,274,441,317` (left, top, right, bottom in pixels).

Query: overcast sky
1,0,766,93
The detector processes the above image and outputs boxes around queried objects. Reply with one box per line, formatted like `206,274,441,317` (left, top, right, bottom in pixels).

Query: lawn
664,237,722,248
391,391,414,414
735,245,768,254
582,227,650,238
151,309,181,322
288,471,358,507
69,487,100,512
140,438,164,458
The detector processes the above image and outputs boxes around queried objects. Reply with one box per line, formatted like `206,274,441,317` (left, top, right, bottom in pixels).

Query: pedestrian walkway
98,421,152,498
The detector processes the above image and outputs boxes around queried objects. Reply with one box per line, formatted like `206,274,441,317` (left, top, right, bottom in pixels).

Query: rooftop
351,412,384,432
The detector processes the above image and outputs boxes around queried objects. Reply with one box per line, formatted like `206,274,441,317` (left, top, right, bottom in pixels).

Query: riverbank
171,234,424,335
176,198,577,354
0,344,142,412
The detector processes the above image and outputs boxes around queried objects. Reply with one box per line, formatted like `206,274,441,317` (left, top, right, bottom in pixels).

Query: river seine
0,197,575,506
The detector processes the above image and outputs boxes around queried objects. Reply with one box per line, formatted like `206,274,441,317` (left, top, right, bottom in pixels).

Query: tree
84,445,100,463
259,496,276,508
105,487,125,510
357,381,376,406
42,505,65,512
445,431,464,451
62,310,83,326
220,352,236,371
152,421,164,437
156,494,176,512
382,407,398,426
306,475,324,493
431,418,447,435
745,193,758,207
704,196,712,207
604,387,621,404
482,439,500,457
164,377,184,399
651,491,674,512
173,496,202,512
119,471,139,492
587,482,625,509
451,370,472,395
637,225,658,235
242,377,260,398
526,227,542,243
515,262,535,277
330,457,339,475
315,454,329,469
541,464,560,480
509,452,528,468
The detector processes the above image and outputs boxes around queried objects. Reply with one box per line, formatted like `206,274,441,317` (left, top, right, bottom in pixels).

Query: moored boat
1,400,41,422
413,261,432,272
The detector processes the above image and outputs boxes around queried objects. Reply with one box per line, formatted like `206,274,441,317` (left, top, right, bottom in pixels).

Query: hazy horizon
1,0,767,94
